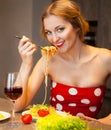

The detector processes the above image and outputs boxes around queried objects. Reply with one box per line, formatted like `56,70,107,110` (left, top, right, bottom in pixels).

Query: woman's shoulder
85,45,111,66
96,47,111,59
90,46,111,69
88,45,111,57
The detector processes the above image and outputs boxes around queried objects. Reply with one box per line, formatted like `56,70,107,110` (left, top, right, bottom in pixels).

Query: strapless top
50,81,106,117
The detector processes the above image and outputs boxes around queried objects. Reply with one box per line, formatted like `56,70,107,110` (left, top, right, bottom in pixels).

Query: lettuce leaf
36,113,88,130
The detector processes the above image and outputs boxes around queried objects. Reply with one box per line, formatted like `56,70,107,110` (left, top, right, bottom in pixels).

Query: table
0,98,35,130
0,98,111,130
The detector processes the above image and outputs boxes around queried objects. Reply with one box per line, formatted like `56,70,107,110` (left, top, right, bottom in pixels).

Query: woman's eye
57,27,65,32
45,31,52,35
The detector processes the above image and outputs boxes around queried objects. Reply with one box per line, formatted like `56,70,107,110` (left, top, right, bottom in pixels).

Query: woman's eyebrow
45,25,63,31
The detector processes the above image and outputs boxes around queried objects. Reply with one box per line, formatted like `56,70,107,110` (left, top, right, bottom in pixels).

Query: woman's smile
44,15,79,52
56,40,64,48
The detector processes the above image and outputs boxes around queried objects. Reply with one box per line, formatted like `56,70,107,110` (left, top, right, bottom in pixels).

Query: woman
15,0,111,124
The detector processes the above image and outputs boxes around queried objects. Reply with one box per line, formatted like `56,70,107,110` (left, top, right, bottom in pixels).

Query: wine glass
4,72,23,128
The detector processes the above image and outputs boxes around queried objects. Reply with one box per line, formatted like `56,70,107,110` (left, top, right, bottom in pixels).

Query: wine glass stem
11,100,15,122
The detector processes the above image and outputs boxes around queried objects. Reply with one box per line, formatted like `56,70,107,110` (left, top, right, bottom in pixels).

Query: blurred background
0,0,111,118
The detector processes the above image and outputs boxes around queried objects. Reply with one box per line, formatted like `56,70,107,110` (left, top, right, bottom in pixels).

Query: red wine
4,87,22,100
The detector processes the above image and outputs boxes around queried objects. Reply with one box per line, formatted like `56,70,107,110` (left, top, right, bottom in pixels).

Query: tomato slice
37,109,49,117
21,114,32,124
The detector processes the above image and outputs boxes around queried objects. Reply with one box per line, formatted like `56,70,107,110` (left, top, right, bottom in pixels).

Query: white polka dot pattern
52,81,57,88
56,95,64,101
89,106,97,112
76,113,85,117
94,88,101,96
56,103,63,111
50,81,105,117
52,97,56,102
81,99,90,104
68,88,78,95
68,103,76,107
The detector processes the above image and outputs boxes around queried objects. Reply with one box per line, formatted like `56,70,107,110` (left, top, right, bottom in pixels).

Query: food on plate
36,112,88,130
28,104,56,119
37,109,49,117
0,113,5,120
21,114,32,124
23,104,90,129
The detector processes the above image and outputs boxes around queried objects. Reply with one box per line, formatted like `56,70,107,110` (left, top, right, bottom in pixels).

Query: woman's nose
52,33,59,43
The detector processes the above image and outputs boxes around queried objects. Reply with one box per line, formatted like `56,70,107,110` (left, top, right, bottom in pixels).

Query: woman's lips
56,42,64,48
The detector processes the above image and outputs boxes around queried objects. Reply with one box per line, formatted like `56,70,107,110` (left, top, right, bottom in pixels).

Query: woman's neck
59,41,85,62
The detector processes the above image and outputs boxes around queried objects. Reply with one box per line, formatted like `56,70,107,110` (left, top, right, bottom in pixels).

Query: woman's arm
14,36,45,112
98,114,111,125
79,114,111,125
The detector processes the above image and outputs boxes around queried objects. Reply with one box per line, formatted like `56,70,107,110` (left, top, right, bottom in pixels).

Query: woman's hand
18,36,37,65
79,115,97,122
79,114,111,125
98,114,111,125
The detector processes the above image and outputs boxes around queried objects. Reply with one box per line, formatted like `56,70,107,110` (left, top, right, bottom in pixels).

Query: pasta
41,46,57,104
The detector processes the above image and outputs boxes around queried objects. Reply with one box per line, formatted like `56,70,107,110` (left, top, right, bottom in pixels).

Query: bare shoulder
88,45,111,59
97,47,111,60
86,45,111,69
92,46,111,72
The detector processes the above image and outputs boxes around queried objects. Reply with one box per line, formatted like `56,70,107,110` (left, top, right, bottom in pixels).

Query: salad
28,104,55,119
36,113,88,130
23,104,100,130
29,104,88,130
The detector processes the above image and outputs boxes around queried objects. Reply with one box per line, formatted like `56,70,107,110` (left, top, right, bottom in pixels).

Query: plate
56,110,67,116
22,110,39,121
0,111,11,121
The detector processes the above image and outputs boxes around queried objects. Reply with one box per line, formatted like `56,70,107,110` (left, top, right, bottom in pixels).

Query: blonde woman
15,0,111,125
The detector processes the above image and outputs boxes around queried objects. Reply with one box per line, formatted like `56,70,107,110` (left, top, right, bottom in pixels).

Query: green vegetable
36,113,88,130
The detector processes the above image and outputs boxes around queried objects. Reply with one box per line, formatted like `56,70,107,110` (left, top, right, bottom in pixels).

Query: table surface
0,98,111,130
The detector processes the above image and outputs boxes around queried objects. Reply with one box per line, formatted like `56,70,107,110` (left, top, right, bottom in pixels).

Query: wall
31,0,52,104
0,0,33,97
74,0,98,20
0,0,52,104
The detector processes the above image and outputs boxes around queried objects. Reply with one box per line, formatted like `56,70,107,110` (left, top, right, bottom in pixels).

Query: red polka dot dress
50,81,106,117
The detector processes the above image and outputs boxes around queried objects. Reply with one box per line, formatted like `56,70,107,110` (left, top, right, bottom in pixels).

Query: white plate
0,111,11,121
56,110,67,116
22,110,39,121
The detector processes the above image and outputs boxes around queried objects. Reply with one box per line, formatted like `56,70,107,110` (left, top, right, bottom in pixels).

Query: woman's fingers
18,36,37,56
79,115,97,121
98,114,111,125
19,42,36,55
21,46,37,57
18,36,37,65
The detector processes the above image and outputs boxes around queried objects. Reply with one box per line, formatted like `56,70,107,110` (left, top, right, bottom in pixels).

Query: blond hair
41,0,89,41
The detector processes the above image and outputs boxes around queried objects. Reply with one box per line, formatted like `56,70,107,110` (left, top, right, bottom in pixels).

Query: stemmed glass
4,72,23,128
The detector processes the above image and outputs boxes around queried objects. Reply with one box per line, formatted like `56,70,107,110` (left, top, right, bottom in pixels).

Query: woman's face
43,15,79,53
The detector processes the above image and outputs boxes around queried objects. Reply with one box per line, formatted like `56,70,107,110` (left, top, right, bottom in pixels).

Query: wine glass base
2,121,22,129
